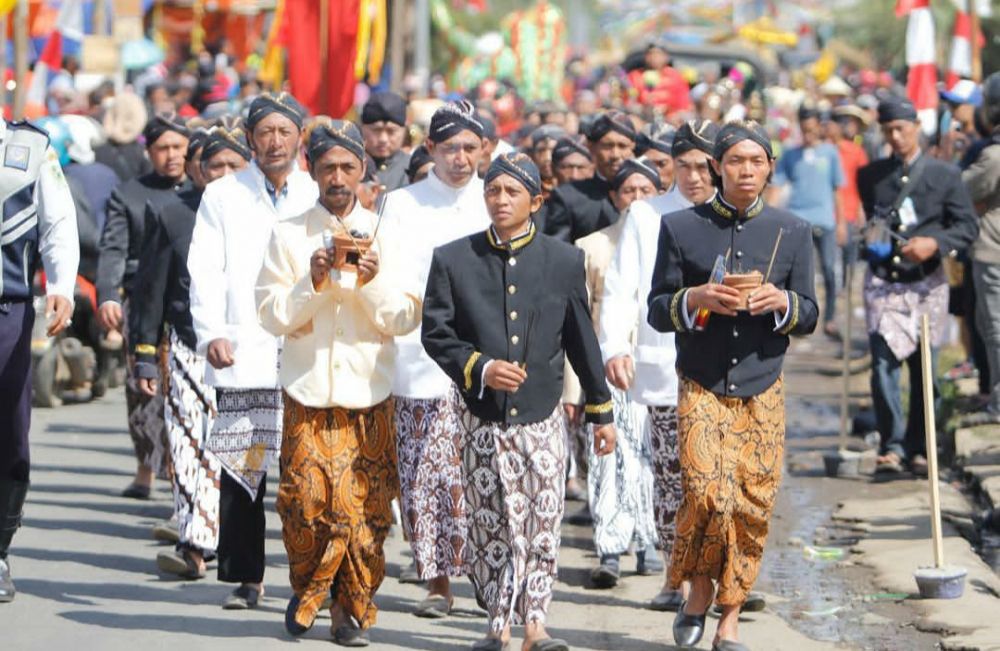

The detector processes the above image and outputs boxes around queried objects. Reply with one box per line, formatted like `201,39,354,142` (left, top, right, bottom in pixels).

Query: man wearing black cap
596,119,719,610
528,125,566,200
551,136,594,186
130,120,252,585
361,90,410,193
422,152,616,651
381,100,490,619
540,110,636,242
257,119,421,645
857,97,978,477
648,120,818,651
770,104,847,339
96,111,191,500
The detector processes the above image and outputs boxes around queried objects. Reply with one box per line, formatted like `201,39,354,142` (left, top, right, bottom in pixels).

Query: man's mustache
326,186,352,196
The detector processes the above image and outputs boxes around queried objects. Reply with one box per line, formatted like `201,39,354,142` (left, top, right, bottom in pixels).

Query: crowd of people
1,37,1000,651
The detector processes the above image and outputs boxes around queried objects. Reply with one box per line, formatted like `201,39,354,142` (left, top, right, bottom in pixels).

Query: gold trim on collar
464,351,482,392
487,222,537,252
710,193,764,221
585,400,614,415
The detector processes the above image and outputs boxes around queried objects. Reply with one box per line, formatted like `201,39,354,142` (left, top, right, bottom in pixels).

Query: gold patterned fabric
669,376,785,606
277,395,398,631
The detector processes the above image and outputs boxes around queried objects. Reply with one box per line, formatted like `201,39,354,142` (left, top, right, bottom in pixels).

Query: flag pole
319,0,329,115
969,1,982,82
12,0,27,120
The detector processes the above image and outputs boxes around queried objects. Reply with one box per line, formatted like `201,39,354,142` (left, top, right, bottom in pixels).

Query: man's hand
207,338,235,370
748,283,789,317
563,403,581,426
900,236,939,263
687,283,742,317
836,220,849,247
357,249,380,284
484,360,527,393
46,295,73,337
605,355,634,391
593,424,616,456
97,300,123,332
311,247,332,290
138,377,158,397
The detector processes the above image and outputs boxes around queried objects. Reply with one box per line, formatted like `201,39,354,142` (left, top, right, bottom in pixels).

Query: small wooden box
722,271,763,311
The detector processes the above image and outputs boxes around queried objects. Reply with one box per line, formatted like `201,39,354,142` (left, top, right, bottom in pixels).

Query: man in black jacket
648,121,818,651
539,111,635,241
96,111,190,499
857,96,979,477
422,153,616,651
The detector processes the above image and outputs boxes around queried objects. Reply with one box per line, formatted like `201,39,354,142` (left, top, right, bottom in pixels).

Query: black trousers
0,301,33,483
217,471,267,584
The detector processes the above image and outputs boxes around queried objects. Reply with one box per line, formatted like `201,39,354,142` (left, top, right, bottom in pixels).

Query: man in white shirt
597,120,717,609
380,101,490,618
185,93,317,597
0,119,78,603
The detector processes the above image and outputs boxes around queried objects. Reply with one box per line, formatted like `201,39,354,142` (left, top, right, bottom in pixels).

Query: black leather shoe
673,600,707,647
712,641,751,651
285,595,313,636
590,554,620,588
0,558,14,603
332,620,370,647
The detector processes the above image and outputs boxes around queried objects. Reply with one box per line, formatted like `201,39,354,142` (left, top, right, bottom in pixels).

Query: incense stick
521,310,536,371
763,228,784,284
370,188,388,243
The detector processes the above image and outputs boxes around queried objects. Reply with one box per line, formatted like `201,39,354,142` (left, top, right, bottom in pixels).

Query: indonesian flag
25,0,84,115
898,0,938,134
946,7,986,88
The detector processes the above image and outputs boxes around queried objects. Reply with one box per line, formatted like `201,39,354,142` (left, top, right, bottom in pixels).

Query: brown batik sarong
394,386,471,580
465,408,566,635
277,396,398,632
648,405,682,557
670,376,785,606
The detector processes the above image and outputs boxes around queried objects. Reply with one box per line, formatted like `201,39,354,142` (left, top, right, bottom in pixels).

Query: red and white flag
946,5,987,88
25,0,84,113
897,0,938,133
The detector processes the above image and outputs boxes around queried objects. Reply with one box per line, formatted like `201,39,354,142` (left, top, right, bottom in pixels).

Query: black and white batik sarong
587,388,658,557
165,329,220,552
206,387,283,500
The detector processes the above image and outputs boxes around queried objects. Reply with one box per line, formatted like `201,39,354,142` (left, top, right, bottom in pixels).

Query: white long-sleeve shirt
598,187,690,407
37,147,79,301
188,161,317,389
381,170,491,400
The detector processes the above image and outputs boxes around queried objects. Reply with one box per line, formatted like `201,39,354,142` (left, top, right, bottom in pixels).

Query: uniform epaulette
8,119,51,143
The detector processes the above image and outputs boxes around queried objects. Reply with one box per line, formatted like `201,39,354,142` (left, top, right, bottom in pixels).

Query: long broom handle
920,314,945,568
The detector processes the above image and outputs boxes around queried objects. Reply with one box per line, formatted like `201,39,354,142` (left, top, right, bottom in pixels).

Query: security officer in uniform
360,91,410,193
0,118,79,602
857,96,979,477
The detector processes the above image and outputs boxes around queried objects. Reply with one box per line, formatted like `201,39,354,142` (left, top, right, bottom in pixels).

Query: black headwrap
530,125,566,149
877,96,919,123
611,158,663,192
406,145,433,182
361,91,407,126
713,120,773,161
636,121,675,156
186,128,210,161
202,117,251,163
484,152,542,197
797,103,821,122
672,119,719,158
307,120,366,165
478,112,498,141
586,110,637,143
552,136,592,166
246,92,305,132
428,100,485,142
143,111,190,146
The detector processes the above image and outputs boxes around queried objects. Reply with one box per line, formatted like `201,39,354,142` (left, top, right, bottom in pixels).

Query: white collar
426,168,478,199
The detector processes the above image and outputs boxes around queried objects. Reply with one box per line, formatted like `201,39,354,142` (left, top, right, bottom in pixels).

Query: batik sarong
165,329,220,552
395,386,471,580
122,299,170,479
464,407,566,635
648,404,682,557
278,396,398,632
206,387,283,499
587,388,657,556
670,376,785,606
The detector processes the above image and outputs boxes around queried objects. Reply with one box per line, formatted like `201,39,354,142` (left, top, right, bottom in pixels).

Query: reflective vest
0,120,50,301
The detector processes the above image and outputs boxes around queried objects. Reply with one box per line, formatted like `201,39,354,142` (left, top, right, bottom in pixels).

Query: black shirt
857,154,978,283
647,195,819,398
422,224,613,426
128,188,202,379
539,175,617,242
